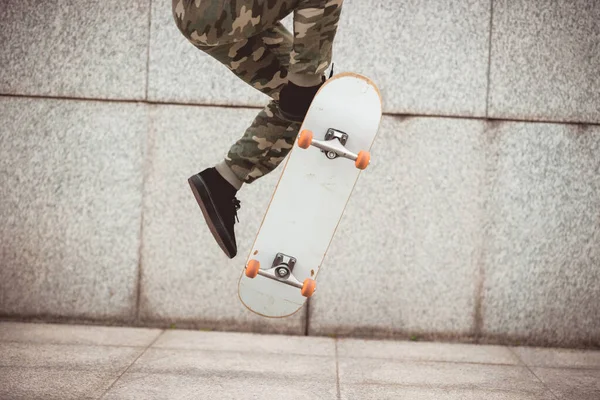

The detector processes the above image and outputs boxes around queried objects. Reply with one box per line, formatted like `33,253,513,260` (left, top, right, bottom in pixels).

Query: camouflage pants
172,0,343,185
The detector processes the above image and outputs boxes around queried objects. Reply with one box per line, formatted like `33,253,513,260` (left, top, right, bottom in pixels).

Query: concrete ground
0,322,598,399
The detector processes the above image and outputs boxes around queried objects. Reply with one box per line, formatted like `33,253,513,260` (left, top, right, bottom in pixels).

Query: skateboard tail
238,276,306,318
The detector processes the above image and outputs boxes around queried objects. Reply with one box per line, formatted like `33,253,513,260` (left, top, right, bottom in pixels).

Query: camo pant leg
172,0,344,184
177,21,301,184
288,0,344,84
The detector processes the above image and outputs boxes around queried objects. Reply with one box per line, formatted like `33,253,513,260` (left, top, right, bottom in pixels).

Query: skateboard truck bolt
275,266,289,278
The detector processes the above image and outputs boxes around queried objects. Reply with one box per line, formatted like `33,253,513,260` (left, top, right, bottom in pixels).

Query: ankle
215,161,243,191
287,72,323,87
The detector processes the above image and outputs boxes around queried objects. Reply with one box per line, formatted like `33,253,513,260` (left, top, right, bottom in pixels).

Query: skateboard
238,71,382,318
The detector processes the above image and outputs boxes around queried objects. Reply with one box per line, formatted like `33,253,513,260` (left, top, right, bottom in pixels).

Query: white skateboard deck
238,72,382,318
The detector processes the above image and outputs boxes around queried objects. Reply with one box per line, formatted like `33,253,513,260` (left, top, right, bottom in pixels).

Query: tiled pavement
0,322,598,399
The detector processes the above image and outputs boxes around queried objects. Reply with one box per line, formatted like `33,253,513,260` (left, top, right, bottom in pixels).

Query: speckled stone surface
338,359,552,399
139,103,305,333
0,342,144,372
306,117,600,346
0,97,145,321
481,122,600,346
512,346,600,369
0,322,162,347
0,368,118,400
331,0,491,116
0,0,149,99
1,98,598,345
488,0,600,123
148,0,490,116
3,322,599,399
530,368,600,400
336,338,521,365
308,116,486,338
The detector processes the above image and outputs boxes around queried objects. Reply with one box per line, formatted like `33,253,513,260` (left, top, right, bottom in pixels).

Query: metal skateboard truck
245,253,316,297
298,128,371,169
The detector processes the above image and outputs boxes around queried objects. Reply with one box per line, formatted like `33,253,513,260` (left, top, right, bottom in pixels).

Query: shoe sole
188,174,236,258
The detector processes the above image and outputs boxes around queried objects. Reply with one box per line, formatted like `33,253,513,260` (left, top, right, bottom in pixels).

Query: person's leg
217,101,300,186
186,30,301,258
172,0,343,258
172,0,298,49
173,0,343,184
173,0,344,122
172,0,343,86
190,25,301,187
290,0,343,82
174,2,301,258
278,0,344,121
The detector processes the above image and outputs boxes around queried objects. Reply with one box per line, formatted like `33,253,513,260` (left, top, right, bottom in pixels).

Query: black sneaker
188,167,241,258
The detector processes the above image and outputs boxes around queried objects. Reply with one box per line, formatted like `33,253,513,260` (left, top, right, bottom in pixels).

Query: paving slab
340,385,554,400
0,367,116,400
338,358,548,397
531,367,600,400
152,329,334,356
1,323,599,399
0,322,161,347
0,322,155,399
104,372,338,400
512,346,600,369
128,347,335,379
0,342,142,372
103,347,338,399
338,338,520,365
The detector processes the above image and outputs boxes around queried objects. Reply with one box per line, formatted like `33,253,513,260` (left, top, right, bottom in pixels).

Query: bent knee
172,0,219,46
174,0,247,47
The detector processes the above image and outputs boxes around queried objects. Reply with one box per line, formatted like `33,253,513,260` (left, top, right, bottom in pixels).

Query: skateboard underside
238,72,382,318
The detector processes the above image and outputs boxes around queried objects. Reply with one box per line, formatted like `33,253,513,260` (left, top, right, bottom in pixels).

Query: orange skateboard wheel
355,150,370,170
298,130,313,149
245,259,260,278
301,278,316,297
